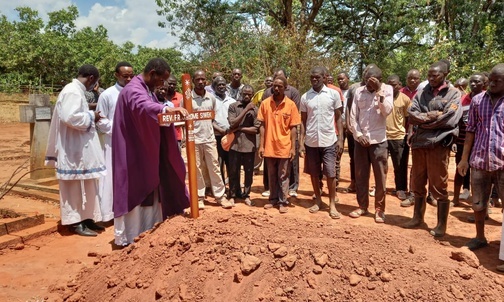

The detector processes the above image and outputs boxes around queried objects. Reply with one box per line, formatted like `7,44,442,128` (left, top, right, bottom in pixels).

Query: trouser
346,133,356,182
215,135,229,185
354,141,388,211
454,143,471,190
411,145,450,202
263,160,269,190
228,150,255,198
387,137,408,191
288,140,300,192
264,140,299,192
266,157,291,204
401,135,411,191
195,142,226,199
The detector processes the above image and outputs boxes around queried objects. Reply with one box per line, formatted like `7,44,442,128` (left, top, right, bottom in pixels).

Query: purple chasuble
112,75,189,219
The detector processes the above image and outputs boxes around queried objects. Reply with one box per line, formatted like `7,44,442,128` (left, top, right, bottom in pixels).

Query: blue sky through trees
0,0,179,49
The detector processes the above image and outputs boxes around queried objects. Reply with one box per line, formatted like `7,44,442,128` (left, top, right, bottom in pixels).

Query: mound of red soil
61,209,504,302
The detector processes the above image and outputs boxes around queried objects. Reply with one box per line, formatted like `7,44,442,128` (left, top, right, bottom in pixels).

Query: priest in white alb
96,62,134,222
45,64,106,237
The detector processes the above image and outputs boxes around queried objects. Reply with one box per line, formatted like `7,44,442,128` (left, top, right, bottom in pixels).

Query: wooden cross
157,74,214,218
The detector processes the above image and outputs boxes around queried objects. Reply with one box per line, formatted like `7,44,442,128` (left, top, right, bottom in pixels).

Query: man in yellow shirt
386,75,412,201
252,76,273,106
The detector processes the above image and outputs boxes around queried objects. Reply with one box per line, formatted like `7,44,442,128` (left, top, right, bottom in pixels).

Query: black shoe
467,214,490,223
83,219,105,231
71,223,98,237
465,237,488,251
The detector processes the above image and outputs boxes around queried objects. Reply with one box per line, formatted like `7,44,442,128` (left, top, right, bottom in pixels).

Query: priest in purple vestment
112,58,189,246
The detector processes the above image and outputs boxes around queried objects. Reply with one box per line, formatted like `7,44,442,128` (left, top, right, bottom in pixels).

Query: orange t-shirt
257,96,301,158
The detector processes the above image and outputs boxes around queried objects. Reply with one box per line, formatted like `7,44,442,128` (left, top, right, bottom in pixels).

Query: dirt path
0,122,503,301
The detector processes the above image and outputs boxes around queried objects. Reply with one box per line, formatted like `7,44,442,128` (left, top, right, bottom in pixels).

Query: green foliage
45,5,78,36
2,1,504,94
156,0,504,91
0,6,185,92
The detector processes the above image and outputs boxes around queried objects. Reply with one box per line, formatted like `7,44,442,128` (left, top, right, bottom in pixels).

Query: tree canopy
156,0,504,91
0,6,186,93
1,2,503,94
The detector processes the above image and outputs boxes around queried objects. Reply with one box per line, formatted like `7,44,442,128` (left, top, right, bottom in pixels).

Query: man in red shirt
400,69,421,100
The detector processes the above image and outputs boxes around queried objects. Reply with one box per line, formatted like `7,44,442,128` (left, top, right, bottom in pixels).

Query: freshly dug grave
59,209,504,302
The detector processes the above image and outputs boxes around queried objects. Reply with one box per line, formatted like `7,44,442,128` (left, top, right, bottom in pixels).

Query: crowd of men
45,58,504,271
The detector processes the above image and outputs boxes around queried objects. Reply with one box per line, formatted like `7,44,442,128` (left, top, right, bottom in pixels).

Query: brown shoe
496,264,504,272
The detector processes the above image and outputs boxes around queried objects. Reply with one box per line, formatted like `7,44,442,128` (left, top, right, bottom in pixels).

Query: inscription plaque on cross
157,74,214,218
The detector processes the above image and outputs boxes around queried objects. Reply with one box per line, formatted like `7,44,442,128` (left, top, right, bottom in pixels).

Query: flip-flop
344,187,356,193
349,208,368,218
309,204,320,213
329,210,341,219
465,237,488,251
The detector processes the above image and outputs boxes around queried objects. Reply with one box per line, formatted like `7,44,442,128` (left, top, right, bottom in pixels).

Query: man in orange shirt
258,76,301,213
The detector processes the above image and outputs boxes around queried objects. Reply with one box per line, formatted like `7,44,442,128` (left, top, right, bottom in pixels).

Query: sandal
344,187,356,193
329,209,341,219
309,204,321,213
349,208,368,218
465,237,488,251
375,211,385,223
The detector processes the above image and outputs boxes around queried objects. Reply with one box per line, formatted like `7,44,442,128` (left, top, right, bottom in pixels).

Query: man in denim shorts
300,67,344,219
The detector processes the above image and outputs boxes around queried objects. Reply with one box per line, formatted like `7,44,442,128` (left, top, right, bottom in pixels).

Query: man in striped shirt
452,73,486,206
458,63,504,252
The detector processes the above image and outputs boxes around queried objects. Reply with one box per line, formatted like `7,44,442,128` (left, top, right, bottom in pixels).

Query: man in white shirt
212,76,236,185
300,67,344,219
348,66,393,223
188,70,233,209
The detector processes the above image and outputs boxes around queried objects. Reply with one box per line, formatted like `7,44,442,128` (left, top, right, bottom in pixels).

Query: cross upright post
181,74,199,218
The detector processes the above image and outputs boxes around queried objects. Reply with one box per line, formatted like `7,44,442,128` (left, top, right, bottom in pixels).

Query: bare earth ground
0,97,503,301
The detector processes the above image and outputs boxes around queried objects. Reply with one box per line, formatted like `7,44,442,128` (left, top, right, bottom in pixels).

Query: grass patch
0,93,28,123
0,92,56,123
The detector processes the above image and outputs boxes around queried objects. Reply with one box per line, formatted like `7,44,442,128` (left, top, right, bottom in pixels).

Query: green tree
45,5,78,36
155,0,338,91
